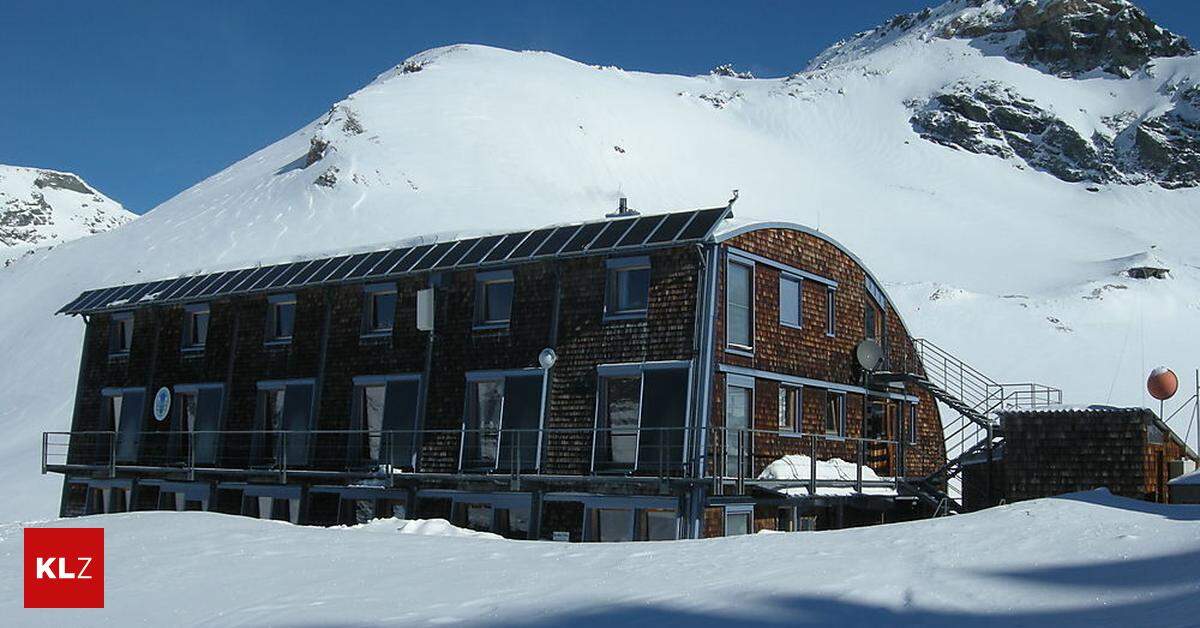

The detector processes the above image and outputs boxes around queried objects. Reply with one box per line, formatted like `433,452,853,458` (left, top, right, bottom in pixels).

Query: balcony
43,427,910,498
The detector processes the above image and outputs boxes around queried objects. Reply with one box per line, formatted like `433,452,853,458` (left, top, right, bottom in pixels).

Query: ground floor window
584,505,679,542
594,363,690,472
724,505,753,536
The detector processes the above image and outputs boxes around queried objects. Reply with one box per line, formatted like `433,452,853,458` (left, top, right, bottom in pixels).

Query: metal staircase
875,339,1061,513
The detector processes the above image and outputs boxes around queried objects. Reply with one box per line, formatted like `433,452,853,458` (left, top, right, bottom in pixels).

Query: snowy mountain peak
811,0,1192,78
0,164,134,266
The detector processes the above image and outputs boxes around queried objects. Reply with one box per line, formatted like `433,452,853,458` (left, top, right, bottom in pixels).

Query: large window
605,257,651,319
102,387,145,463
182,304,210,351
779,275,802,328
594,364,691,472
108,312,134,356
824,391,845,437
172,384,224,465
725,376,753,477
778,385,801,432
727,260,753,349
474,270,514,328
266,294,296,343
351,375,422,468
252,380,314,466
462,370,543,471
362,284,397,335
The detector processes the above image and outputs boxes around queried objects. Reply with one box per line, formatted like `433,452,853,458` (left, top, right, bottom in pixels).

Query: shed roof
998,405,1199,460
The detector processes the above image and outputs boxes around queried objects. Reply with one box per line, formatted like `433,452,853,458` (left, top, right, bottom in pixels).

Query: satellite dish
856,340,884,372
538,348,558,370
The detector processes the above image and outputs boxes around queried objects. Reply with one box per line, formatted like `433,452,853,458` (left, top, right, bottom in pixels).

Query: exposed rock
33,171,94,195
305,138,330,167
698,90,743,109
1125,265,1169,279
314,166,339,188
709,64,754,79
912,82,1120,183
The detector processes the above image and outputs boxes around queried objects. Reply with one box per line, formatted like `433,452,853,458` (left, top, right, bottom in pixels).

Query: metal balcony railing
43,426,912,498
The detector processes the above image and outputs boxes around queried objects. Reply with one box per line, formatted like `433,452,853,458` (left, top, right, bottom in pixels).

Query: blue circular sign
153,387,171,422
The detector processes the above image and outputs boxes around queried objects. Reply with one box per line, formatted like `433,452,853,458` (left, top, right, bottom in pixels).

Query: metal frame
590,360,694,474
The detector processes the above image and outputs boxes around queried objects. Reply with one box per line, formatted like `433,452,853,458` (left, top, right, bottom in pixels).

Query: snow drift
2,490,1198,626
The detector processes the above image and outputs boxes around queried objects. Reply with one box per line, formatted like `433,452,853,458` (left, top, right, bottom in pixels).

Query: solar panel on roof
308,256,352,283
482,232,528,263
616,215,665,247
190,271,234,298
320,253,367,283
391,245,434,274
508,228,554,259
100,284,142,308
177,273,223,300
343,251,390,280
245,264,292,291
408,242,453,271
73,288,113,312
645,211,694,243
433,238,478,269
283,260,324,287
587,218,636,250
457,235,503,266
58,292,91,314
364,248,409,277
259,264,304,291
228,266,272,293
159,276,202,301
559,221,607,253
144,278,186,303
123,281,164,305
533,225,576,257
676,207,727,240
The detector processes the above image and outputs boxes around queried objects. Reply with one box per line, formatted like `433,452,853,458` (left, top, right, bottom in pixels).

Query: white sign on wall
153,387,171,422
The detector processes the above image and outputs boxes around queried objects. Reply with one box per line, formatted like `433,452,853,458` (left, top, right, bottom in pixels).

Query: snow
758,455,897,497
356,517,503,539
2,490,1198,625
4,1,1200,521
0,164,133,265
1168,469,1200,486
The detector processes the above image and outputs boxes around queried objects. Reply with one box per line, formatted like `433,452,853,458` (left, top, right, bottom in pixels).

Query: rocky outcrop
941,0,1192,77
912,80,1200,187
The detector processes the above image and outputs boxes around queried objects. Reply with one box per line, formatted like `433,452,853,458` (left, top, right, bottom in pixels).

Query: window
605,257,651,318
253,380,314,466
825,288,837,336
108,312,134,355
462,371,543,471
727,260,753,349
639,509,678,541
779,275,802,328
182,304,210,350
474,270,514,328
725,376,753,477
362,284,396,335
594,364,690,472
908,404,919,445
351,374,423,469
824,391,845,437
864,301,883,341
266,294,296,343
867,401,887,439
172,384,224,465
724,506,753,536
102,388,145,463
594,508,634,542
778,385,800,432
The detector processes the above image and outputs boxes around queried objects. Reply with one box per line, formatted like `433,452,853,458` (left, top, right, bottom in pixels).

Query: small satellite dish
538,348,558,370
856,339,884,372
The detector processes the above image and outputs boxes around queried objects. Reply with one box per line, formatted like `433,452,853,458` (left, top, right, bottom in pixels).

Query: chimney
606,197,639,219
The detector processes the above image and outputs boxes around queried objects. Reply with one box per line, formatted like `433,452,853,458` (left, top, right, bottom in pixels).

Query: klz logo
24,527,104,608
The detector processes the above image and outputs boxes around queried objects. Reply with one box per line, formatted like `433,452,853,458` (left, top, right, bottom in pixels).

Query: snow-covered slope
0,164,133,267
3,490,1198,626
3,0,1200,520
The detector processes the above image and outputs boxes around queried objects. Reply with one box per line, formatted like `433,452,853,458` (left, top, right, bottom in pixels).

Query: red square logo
23,527,104,608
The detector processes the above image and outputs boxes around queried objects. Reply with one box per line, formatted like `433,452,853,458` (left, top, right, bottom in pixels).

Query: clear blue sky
2,0,1196,214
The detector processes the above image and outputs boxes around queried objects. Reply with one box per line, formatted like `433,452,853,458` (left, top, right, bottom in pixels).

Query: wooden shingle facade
50,205,945,540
